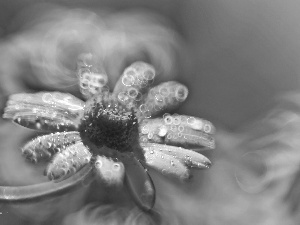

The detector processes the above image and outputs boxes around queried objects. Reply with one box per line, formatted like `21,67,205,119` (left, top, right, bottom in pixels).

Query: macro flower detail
1,56,215,211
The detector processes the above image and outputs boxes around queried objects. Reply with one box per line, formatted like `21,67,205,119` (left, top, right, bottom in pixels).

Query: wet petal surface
3,92,85,131
46,142,92,182
141,143,211,169
22,131,81,163
142,148,190,180
139,114,215,150
137,81,188,119
113,62,155,108
77,53,109,99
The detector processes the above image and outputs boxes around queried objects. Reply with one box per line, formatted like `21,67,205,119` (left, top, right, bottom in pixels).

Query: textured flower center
78,94,139,155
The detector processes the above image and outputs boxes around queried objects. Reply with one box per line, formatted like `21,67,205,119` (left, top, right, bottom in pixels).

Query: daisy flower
1,54,215,211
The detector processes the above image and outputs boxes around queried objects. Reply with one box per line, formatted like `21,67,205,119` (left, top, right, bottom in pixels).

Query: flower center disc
79,94,139,155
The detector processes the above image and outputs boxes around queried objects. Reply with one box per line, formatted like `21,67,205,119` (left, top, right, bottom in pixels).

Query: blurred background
1,0,300,224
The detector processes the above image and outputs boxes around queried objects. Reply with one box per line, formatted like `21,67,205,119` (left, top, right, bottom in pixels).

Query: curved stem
0,164,94,203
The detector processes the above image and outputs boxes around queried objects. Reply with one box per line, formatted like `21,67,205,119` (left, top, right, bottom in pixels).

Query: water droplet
95,160,102,168
175,85,188,102
204,124,212,133
122,74,135,86
164,115,173,125
167,133,172,139
158,125,168,137
113,163,120,170
147,132,153,139
36,122,41,129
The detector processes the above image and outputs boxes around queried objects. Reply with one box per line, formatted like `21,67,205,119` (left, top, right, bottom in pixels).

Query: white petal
139,115,215,150
141,143,211,169
3,92,84,132
46,142,92,182
137,81,188,119
22,131,81,163
142,148,190,180
113,62,155,108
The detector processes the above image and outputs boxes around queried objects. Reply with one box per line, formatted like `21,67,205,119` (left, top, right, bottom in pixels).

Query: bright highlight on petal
46,142,92,182
22,131,81,163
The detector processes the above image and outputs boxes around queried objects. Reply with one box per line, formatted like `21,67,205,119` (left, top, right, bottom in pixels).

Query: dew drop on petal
164,115,173,125
158,125,168,137
173,116,181,125
147,132,153,139
113,163,121,171
128,87,139,98
122,74,135,86
167,133,172,139
203,124,212,133
35,122,41,129
143,69,155,81
175,85,188,102
139,104,148,113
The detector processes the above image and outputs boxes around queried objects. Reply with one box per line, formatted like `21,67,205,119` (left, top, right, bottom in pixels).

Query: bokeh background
1,0,300,224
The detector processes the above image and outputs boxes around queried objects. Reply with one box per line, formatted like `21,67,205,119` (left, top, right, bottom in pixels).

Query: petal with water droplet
137,81,188,119
3,92,84,132
141,143,211,169
113,62,155,107
12,112,78,132
46,142,92,182
4,92,84,118
139,116,215,150
22,131,82,163
142,148,190,180
77,53,109,99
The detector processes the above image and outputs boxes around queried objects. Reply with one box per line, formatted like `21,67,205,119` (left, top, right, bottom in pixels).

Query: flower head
1,54,215,211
